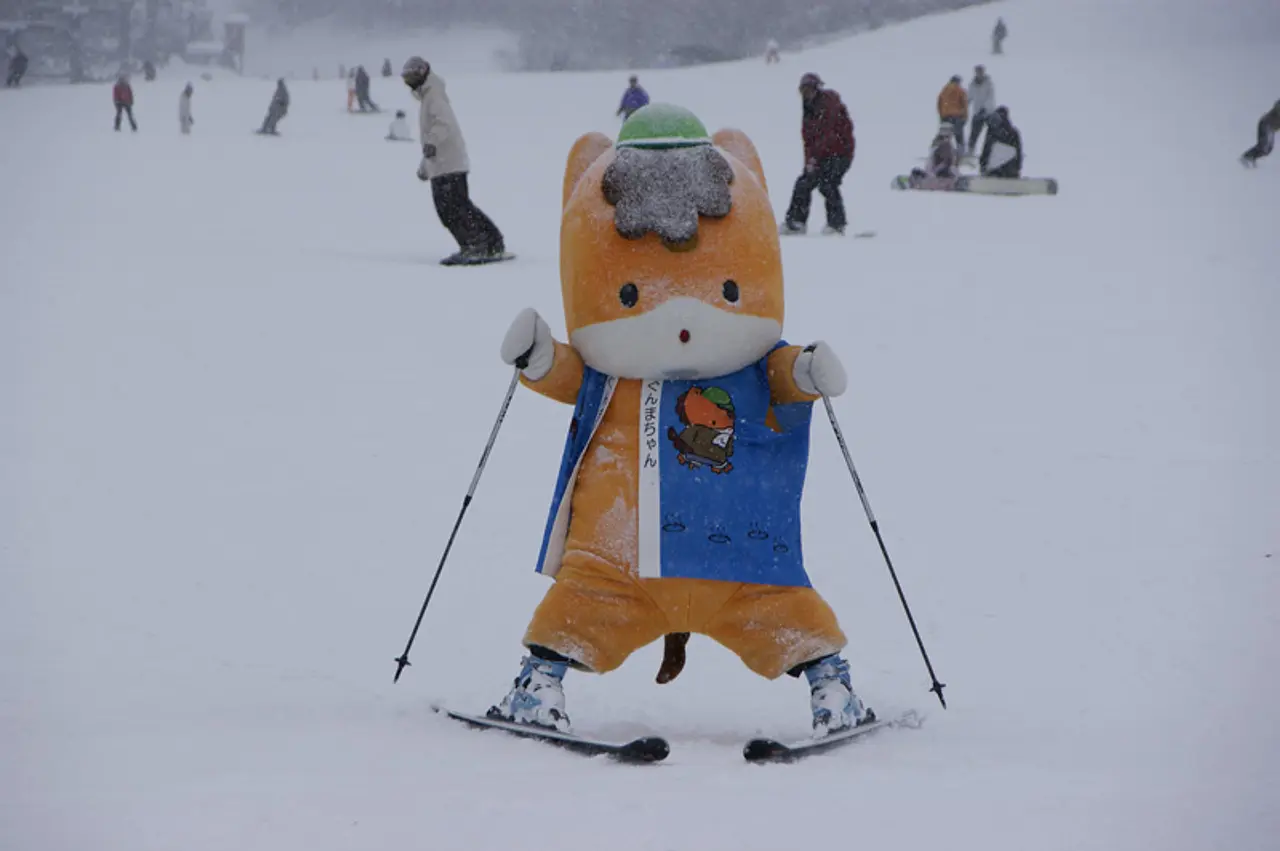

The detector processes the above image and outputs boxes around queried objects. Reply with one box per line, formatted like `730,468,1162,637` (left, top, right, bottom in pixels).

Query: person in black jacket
980,106,1022,178
355,65,379,112
1240,100,1280,167
6,48,28,87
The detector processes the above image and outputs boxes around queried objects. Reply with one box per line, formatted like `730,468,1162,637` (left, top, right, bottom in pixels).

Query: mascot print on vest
495,104,874,737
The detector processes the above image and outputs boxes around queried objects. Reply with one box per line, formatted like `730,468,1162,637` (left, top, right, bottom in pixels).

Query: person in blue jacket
616,75,650,119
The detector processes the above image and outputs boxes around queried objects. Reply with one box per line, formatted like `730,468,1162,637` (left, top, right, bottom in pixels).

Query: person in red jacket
113,74,137,132
781,72,854,235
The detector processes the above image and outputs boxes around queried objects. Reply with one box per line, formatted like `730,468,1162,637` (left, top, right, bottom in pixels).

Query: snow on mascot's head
499,104,852,695
559,104,785,380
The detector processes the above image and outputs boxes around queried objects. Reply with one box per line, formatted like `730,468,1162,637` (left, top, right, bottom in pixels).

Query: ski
743,709,922,764
433,705,670,764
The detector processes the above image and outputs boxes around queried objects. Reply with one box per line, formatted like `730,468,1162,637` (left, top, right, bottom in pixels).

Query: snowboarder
355,65,379,112
616,75,649,119
937,75,968,154
979,106,1022,178
781,72,855,235
492,105,873,738
113,74,137,131
992,18,1008,54
1240,100,1280,167
346,69,357,111
381,58,393,77
402,56,506,264
923,124,960,177
386,108,413,141
967,65,995,154
258,78,289,135
765,38,780,64
178,82,193,134
6,48,28,87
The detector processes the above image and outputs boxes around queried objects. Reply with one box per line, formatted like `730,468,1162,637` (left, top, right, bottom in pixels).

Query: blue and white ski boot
488,654,571,733
803,654,875,736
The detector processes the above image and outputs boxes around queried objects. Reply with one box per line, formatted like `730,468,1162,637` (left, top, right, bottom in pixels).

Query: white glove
501,307,556,381
793,342,847,397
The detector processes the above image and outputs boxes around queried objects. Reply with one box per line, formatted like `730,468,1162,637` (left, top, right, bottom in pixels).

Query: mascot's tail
656,632,690,683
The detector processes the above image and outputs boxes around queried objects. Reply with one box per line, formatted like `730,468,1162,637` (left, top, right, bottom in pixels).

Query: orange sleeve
766,345,819,406
520,341,585,405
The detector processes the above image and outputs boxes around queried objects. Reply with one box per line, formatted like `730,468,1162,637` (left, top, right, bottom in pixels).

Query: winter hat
616,103,712,149
401,56,430,88
799,72,822,89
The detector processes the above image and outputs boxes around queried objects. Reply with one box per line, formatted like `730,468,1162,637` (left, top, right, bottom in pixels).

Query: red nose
679,329,691,343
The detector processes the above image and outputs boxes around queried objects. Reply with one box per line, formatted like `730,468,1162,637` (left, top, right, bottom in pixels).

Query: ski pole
393,358,526,682
818,391,948,708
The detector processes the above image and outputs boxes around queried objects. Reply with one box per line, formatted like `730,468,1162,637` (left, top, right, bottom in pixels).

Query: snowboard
892,174,1057,195
434,705,670,764
440,251,517,267
743,709,922,764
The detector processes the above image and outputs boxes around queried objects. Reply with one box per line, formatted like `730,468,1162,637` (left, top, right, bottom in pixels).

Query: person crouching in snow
979,106,1023,178
1240,100,1280,167
780,72,855,236
924,124,960,178
386,109,413,141
401,56,506,264
179,83,194,134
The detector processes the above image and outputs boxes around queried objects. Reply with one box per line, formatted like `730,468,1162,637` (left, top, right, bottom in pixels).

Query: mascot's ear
563,132,614,210
712,129,768,194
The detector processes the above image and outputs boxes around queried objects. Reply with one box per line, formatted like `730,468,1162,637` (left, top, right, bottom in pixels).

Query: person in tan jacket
937,75,969,153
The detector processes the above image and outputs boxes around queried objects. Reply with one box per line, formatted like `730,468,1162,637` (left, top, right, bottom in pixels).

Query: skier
765,38,780,64
967,65,995,154
355,65,379,112
992,18,1008,54
258,78,289,135
178,82,194,134
113,74,137,131
781,72,855,236
386,108,413,141
1240,100,1280,167
979,106,1022,178
402,56,506,264
937,75,968,154
381,58,393,77
346,69,357,112
142,59,156,81
616,75,649,120
6,48,28,87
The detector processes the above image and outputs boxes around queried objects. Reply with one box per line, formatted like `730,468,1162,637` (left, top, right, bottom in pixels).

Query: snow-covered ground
3,0,1279,849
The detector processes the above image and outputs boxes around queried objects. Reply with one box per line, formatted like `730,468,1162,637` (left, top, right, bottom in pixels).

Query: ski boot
779,220,806,236
822,224,845,236
803,654,875,737
488,652,571,732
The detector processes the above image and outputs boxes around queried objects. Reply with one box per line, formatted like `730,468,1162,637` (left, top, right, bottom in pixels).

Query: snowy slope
3,0,1279,849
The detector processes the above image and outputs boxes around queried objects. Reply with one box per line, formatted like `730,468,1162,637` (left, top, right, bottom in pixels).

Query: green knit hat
617,103,712,149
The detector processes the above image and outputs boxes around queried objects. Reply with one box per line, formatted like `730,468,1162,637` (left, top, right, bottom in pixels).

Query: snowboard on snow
892,173,1058,195
744,709,922,764
434,705,670,763
440,251,517,267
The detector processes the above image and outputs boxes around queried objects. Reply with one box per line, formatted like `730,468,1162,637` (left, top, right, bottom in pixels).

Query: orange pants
347,90,356,110
524,552,847,679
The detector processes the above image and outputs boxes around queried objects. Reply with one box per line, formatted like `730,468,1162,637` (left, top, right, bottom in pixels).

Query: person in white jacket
967,65,995,154
179,83,194,134
401,56,506,265
386,109,413,141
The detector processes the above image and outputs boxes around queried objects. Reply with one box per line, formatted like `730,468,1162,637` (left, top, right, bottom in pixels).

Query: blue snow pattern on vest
534,342,815,587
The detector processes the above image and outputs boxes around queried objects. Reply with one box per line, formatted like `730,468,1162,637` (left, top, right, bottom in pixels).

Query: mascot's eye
619,283,639,308
722,280,740,303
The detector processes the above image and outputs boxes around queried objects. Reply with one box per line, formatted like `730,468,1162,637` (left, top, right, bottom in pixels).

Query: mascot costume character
493,104,874,736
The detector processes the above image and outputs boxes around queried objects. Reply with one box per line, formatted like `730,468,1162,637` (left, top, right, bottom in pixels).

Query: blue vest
535,343,815,587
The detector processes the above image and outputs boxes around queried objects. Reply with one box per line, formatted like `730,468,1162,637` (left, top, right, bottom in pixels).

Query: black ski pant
785,155,852,230
5,70,24,87
431,172,504,253
261,105,285,133
357,92,378,112
114,103,137,130
1242,122,1274,163
943,116,966,152
969,111,989,153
